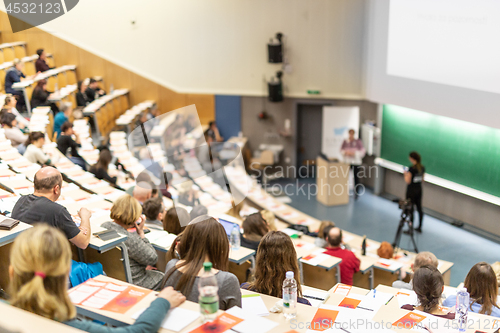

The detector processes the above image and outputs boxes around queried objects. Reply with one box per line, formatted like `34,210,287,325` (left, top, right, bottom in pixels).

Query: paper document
133,307,200,332
241,294,269,316
225,306,279,333
357,289,394,311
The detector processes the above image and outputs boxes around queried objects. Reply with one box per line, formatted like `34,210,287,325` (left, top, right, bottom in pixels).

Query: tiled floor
273,178,500,287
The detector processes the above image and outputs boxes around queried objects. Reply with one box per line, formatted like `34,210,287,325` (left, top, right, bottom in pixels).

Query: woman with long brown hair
240,212,269,251
90,149,117,184
8,224,186,332
161,215,241,310
443,262,500,317
241,231,311,305
401,265,455,319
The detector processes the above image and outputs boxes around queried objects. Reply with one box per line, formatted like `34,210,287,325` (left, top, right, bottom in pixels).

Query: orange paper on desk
392,311,426,328
310,308,339,331
338,297,361,309
332,284,351,296
101,286,150,314
189,313,243,333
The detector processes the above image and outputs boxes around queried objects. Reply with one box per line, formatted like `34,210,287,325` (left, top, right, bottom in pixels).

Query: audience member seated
1,112,27,152
24,132,51,165
492,261,500,287
2,94,28,128
190,205,208,220
30,79,58,113
35,48,54,72
57,121,86,170
138,147,163,182
323,227,360,285
144,106,161,133
178,180,200,207
132,181,153,204
131,111,149,147
53,102,73,137
5,59,35,110
143,197,165,230
76,79,91,107
401,265,455,319
11,167,91,249
443,262,500,317
315,220,335,248
89,149,117,184
392,251,438,290
161,171,173,199
161,215,242,310
241,212,269,251
163,207,190,234
125,172,152,196
102,195,165,290
8,224,186,333
85,78,106,102
204,121,223,142
241,231,311,305
260,209,277,231
377,241,394,259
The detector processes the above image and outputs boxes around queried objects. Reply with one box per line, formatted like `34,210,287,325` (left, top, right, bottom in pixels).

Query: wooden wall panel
104,60,132,92
23,27,54,57
130,73,160,107
186,94,215,125
52,37,79,71
0,13,215,124
78,48,105,81
158,86,187,115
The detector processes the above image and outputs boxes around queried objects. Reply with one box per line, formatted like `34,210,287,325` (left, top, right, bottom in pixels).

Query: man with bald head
323,227,360,285
132,181,153,204
11,167,92,249
392,251,438,290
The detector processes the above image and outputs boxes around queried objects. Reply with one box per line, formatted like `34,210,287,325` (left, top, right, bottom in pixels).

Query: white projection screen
365,0,500,129
387,0,500,94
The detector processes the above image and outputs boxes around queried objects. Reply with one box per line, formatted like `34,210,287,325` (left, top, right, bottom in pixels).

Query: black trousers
351,165,361,195
406,189,423,229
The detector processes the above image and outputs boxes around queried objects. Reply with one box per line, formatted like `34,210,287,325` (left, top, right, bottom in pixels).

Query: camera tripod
392,202,419,253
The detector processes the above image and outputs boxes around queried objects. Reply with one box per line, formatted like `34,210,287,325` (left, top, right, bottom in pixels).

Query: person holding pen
404,151,425,233
8,224,186,333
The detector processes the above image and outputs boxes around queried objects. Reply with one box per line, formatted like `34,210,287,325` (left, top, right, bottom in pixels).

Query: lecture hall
0,1,499,332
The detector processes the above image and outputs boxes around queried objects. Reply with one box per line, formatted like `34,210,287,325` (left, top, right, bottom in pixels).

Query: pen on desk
373,289,376,298
303,295,325,301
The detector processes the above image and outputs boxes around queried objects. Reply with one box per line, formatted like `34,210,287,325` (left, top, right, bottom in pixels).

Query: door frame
293,100,333,179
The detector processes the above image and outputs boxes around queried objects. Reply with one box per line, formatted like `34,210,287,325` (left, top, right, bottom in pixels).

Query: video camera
392,198,413,214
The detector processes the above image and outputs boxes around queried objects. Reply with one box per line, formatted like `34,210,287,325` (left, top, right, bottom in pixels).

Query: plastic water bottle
198,262,219,322
230,225,240,251
455,287,470,332
110,83,114,94
283,271,297,320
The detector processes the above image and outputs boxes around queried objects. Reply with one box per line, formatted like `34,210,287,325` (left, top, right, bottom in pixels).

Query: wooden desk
0,302,86,333
239,288,321,333
0,216,32,247
72,275,212,332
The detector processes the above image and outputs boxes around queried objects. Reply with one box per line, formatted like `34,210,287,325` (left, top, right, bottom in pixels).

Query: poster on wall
321,106,360,160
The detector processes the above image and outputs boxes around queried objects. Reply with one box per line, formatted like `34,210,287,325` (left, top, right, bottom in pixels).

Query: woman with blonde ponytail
9,225,186,333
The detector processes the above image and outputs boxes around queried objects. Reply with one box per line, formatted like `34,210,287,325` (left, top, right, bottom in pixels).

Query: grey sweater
102,222,164,290
163,259,241,310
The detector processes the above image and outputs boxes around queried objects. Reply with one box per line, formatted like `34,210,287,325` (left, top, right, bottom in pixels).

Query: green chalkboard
381,104,500,197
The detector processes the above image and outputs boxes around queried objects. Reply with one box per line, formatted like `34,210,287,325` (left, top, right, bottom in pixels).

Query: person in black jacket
76,80,90,107
35,49,54,73
30,79,58,113
57,121,86,170
90,149,117,184
85,78,106,102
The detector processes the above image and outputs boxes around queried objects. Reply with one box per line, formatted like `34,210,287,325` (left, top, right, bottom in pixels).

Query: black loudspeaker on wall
268,71,283,102
267,33,283,63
